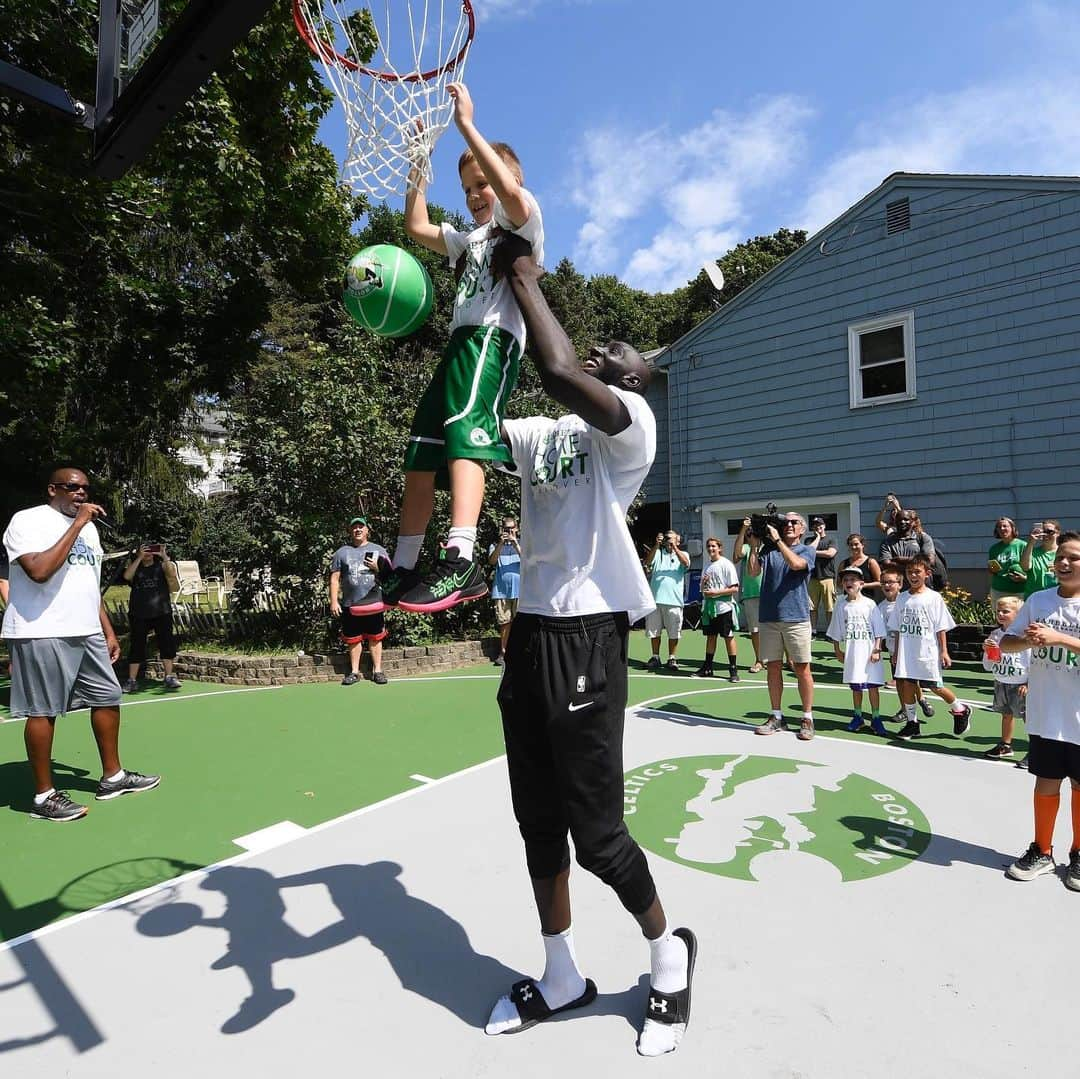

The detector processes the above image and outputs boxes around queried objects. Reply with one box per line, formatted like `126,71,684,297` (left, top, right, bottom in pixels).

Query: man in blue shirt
645,531,691,671
749,513,817,740
487,516,521,666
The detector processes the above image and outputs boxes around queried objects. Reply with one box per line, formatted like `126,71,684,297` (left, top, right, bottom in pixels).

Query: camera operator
487,516,522,666
805,517,837,638
749,513,818,740
122,542,181,692
644,530,691,671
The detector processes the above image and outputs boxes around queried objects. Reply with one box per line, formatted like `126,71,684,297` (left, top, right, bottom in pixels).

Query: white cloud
569,95,814,290
799,75,1080,235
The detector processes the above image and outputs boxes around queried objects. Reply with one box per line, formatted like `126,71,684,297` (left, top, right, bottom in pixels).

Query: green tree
0,0,360,522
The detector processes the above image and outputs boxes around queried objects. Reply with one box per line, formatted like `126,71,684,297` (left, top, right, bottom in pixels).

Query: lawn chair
173,561,222,607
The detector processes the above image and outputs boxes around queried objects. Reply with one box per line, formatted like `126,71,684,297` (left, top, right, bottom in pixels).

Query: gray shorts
8,634,123,718
993,681,1026,718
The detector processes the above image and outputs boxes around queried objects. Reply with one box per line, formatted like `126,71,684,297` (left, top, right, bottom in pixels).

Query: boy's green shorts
405,324,521,486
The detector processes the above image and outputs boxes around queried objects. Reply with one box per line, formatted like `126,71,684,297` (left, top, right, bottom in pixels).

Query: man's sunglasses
53,482,91,493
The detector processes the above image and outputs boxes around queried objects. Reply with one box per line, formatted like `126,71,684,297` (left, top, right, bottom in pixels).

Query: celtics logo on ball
626,755,930,881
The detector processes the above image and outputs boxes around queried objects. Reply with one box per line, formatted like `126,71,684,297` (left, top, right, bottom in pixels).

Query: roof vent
886,197,911,234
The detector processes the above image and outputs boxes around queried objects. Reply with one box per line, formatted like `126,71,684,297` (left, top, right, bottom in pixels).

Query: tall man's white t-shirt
502,388,656,623
886,588,956,682
3,505,104,638
1007,589,1080,743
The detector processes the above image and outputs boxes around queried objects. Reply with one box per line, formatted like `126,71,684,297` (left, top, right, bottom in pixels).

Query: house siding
654,175,1080,585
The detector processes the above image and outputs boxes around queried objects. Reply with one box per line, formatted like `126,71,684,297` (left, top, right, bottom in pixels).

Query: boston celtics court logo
626,755,930,882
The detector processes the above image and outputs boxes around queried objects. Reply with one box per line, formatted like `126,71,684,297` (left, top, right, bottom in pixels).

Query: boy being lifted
382,82,544,613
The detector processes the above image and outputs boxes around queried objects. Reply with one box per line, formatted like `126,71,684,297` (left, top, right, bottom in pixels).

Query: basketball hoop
292,0,475,201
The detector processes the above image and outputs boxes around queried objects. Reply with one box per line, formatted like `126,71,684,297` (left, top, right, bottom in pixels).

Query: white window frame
848,310,916,409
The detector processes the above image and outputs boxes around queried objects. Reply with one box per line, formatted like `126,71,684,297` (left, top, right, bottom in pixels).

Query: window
848,311,916,409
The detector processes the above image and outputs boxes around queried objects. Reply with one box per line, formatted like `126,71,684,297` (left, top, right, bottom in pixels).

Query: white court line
0,754,506,955
0,685,282,725
410,774,436,784
232,820,308,852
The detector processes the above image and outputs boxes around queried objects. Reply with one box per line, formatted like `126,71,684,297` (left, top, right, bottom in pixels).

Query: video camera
749,503,787,551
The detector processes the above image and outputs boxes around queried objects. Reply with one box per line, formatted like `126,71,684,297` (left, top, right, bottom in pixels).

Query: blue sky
319,0,1080,292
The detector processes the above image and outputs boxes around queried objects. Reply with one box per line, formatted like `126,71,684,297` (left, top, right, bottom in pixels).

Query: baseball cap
348,516,368,527
811,516,825,526
839,565,864,578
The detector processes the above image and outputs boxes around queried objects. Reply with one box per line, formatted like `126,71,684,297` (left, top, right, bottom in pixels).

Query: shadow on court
840,817,1013,872
136,862,644,1037
0,760,98,819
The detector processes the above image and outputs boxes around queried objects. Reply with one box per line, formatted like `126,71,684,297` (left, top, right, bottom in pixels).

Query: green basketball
342,244,434,338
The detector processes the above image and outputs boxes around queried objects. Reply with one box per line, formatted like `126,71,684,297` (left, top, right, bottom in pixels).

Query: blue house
636,173,1080,599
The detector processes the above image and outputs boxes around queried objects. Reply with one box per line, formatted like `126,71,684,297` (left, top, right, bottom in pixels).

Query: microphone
89,512,118,538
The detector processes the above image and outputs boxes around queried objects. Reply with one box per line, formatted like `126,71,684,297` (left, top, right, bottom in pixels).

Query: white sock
392,534,424,570
950,702,965,714
772,709,783,720
485,927,586,1036
103,769,125,783
638,926,690,1057
904,704,917,722
802,712,814,722
446,526,476,562
537,927,586,1007
34,788,57,805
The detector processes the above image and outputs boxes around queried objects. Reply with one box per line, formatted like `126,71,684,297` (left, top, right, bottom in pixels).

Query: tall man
752,513,818,740
3,467,160,821
485,239,696,1057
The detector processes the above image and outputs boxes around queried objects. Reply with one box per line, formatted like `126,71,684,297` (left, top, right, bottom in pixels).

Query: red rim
292,0,475,83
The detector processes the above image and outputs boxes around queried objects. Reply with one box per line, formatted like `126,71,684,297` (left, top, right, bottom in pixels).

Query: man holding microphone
3,467,160,821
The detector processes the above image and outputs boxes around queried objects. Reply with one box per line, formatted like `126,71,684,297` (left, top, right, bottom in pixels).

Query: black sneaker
342,672,359,686
122,678,138,694
372,671,388,685
348,585,385,615
985,742,1013,760
695,665,714,678
1067,850,1080,893
728,669,741,683
666,658,679,672
397,547,488,613
376,557,423,609
896,719,921,739
1006,842,1055,881
1015,755,1029,770
30,790,87,822
952,705,972,737
646,656,661,671
95,770,161,801
918,697,935,718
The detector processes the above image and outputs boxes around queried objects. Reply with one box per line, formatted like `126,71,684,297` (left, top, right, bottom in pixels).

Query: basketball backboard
92,0,278,178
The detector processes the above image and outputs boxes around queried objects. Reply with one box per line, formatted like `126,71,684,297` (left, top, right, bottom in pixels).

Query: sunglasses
53,482,91,493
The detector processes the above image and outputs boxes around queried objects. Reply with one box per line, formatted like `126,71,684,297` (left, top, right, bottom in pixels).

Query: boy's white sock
34,788,57,805
446,526,477,562
904,703,917,722
392,534,424,570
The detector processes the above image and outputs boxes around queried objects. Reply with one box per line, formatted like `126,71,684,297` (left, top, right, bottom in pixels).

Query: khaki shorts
808,577,836,614
494,597,518,625
741,597,760,634
645,603,683,640
759,620,813,665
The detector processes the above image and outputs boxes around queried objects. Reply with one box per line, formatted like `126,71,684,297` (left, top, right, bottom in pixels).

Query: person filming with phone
122,541,181,692
488,515,521,666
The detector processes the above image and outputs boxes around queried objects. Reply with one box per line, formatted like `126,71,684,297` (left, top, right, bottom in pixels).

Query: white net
292,0,475,201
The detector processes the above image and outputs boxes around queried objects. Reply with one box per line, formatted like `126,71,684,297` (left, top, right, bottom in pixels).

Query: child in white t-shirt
828,567,887,735
1000,532,1080,889
878,566,934,717
887,556,972,740
982,595,1030,762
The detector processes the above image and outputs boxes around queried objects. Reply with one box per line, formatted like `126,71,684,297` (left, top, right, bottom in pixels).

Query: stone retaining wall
140,639,498,685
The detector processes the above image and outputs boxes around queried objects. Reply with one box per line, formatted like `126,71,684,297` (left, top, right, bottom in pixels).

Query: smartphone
144,543,163,555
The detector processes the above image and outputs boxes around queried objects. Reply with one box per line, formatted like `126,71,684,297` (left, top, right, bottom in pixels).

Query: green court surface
0,633,1005,943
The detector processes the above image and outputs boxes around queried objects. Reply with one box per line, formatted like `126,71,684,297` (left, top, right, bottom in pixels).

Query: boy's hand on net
447,82,473,127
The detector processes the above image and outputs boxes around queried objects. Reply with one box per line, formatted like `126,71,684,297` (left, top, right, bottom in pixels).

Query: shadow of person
137,861,521,1035
839,816,1013,872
